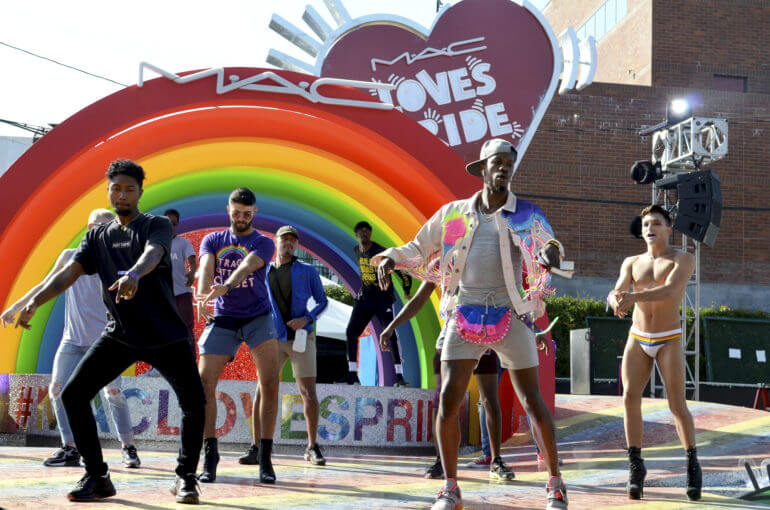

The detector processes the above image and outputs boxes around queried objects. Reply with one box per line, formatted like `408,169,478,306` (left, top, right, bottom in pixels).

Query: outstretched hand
379,324,395,352
196,285,229,321
108,274,138,303
15,302,38,330
608,290,633,317
1,303,24,327
536,243,562,272
375,257,395,292
615,292,635,317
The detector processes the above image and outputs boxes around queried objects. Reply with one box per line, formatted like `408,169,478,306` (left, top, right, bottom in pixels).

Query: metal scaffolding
646,116,727,401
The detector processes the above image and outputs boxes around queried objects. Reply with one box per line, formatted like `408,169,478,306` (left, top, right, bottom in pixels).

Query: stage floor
1,394,769,509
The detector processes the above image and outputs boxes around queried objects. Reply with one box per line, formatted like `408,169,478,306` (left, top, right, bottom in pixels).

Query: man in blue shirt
239,225,329,466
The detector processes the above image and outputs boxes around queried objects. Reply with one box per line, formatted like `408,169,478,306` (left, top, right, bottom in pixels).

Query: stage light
666,98,692,124
630,160,662,185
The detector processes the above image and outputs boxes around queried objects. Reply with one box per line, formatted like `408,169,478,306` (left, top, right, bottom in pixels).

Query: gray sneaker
546,476,568,509
431,483,462,510
122,445,141,468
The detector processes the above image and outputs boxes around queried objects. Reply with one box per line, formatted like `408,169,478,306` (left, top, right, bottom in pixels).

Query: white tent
309,276,352,341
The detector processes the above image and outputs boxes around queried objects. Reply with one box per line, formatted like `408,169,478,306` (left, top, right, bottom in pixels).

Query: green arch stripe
18,167,439,387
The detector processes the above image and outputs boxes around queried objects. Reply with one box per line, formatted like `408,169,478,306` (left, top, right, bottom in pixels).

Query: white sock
394,364,403,375
348,361,357,372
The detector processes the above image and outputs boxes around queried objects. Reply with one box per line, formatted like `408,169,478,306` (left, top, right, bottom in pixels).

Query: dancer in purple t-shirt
196,188,279,484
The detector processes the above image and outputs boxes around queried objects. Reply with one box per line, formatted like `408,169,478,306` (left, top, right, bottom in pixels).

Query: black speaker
672,170,722,247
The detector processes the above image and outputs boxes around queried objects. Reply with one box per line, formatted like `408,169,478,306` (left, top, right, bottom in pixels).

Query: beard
231,220,251,233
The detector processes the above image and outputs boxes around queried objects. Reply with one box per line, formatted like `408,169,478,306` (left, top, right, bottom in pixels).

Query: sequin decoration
135,228,259,381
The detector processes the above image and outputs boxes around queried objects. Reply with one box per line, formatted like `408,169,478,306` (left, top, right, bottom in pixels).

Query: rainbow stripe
630,327,682,346
0,68,477,388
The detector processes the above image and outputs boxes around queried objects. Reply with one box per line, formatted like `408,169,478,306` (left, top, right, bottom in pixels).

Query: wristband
118,270,140,281
224,283,233,294
304,314,313,325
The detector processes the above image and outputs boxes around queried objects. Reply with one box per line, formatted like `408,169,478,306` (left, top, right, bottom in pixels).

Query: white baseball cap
465,138,518,177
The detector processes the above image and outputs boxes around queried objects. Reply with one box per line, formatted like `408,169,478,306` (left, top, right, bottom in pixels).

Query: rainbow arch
0,68,475,388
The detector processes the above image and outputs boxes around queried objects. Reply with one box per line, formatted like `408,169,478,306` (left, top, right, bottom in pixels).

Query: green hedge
323,286,769,380
545,297,770,378
324,284,354,306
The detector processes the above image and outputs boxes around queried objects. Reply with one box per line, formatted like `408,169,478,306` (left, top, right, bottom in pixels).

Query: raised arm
14,260,85,329
373,205,448,291
379,281,436,351
1,250,71,326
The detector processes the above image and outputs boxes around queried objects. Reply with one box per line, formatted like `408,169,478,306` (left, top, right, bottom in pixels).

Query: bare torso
628,250,686,332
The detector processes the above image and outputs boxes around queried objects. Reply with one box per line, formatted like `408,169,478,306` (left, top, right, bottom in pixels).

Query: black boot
198,437,219,483
627,446,647,500
259,438,276,484
686,447,702,501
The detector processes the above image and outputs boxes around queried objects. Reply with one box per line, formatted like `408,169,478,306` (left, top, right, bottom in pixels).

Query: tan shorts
278,332,317,379
441,314,538,370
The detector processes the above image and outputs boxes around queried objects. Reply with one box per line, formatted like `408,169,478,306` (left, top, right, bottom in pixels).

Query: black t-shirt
268,259,294,340
354,242,412,301
73,213,189,347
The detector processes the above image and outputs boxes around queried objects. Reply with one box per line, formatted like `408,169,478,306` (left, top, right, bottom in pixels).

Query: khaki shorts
441,314,538,370
278,332,317,379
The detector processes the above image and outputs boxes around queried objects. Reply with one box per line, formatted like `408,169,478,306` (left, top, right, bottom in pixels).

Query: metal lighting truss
647,116,728,402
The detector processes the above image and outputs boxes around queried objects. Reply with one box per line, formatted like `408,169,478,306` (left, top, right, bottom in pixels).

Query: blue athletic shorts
198,313,277,358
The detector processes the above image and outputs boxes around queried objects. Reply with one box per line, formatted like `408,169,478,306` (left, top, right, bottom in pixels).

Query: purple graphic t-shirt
200,229,275,318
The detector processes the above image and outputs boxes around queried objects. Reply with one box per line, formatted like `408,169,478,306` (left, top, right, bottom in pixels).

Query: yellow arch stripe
0,139,428,371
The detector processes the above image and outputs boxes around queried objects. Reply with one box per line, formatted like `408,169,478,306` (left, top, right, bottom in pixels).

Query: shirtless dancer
608,204,702,501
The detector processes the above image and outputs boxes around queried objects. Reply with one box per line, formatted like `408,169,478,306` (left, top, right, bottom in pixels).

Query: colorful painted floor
1,395,769,509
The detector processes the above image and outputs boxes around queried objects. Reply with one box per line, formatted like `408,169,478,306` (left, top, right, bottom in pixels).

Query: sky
0,0,550,137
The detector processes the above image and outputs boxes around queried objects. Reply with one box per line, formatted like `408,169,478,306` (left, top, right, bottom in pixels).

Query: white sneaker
546,476,568,509
431,482,462,510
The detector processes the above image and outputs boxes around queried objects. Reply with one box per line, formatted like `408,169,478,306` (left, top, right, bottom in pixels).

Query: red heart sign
317,0,560,165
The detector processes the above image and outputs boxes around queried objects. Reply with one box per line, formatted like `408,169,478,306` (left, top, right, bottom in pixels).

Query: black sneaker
393,375,409,387
489,456,515,481
198,438,219,483
304,444,326,466
238,444,259,465
346,372,361,385
170,474,200,504
122,444,141,468
686,448,702,501
67,472,116,501
627,451,647,500
424,456,443,479
43,445,81,467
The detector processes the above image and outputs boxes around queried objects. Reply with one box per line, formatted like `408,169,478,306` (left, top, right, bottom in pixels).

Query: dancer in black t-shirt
344,221,412,385
15,160,205,504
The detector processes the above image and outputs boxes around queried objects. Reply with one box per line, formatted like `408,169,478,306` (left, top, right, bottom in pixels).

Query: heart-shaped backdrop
319,0,560,165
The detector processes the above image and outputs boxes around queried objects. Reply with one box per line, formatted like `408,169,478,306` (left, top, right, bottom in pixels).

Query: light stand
645,113,728,401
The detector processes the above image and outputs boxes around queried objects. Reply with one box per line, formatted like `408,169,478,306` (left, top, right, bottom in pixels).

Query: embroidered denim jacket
375,191,558,319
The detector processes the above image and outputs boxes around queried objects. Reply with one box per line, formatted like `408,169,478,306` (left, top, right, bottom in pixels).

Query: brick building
514,0,770,310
